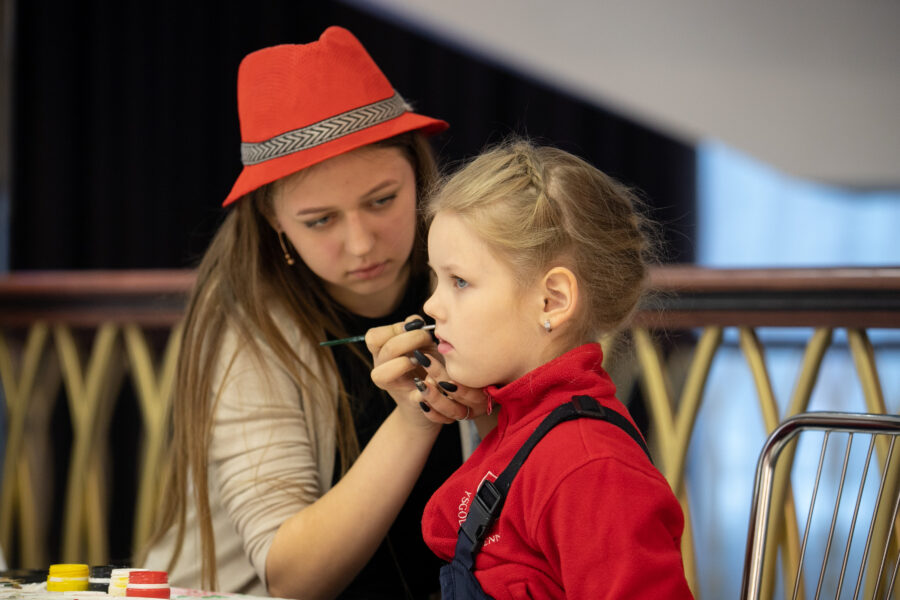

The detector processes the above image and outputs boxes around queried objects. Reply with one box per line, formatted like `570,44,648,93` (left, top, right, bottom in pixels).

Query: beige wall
348,0,900,188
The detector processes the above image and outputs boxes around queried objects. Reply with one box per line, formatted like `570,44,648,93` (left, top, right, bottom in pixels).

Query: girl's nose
423,291,440,320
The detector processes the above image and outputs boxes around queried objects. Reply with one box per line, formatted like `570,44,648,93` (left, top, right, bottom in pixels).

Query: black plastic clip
572,394,606,418
460,479,504,547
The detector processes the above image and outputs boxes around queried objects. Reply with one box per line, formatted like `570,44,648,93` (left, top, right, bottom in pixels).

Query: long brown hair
144,132,437,590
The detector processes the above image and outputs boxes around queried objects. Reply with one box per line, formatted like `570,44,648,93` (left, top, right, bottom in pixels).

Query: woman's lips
349,261,387,280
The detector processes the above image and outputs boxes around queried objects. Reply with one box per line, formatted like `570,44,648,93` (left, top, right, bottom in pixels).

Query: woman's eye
304,215,332,228
452,276,469,289
371,194,396,208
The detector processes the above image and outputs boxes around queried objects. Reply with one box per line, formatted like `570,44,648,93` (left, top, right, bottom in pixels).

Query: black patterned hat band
240,91,411,166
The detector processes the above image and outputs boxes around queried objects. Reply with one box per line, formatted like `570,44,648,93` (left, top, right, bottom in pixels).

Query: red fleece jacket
422,344,694,599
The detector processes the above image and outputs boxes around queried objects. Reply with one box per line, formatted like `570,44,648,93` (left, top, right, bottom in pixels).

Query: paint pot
47,564,89,592
108,569,147,597
88,566,113,593
126,570,169,599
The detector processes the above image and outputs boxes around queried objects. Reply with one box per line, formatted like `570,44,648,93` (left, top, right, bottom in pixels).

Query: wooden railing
0,270,193,569
1,267,899,597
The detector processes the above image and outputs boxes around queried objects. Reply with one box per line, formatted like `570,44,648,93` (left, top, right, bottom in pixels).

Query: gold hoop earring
278,232,295,265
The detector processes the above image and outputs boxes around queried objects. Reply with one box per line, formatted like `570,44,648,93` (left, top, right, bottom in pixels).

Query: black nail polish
413,377,427,392
412,350,431,367
438,381,458,392
404,318,425,331
419,401,431,413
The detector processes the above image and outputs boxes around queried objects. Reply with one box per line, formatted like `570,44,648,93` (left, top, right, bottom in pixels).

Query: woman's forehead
274,146,413,208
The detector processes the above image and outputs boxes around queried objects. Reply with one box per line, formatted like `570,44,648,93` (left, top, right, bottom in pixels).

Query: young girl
374,140,693,598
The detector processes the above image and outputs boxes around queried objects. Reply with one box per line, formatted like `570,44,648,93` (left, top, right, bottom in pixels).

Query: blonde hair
426,138,655,343
144,132,437,590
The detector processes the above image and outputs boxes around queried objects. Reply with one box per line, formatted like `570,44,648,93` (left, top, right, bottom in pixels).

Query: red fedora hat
222,26,448,206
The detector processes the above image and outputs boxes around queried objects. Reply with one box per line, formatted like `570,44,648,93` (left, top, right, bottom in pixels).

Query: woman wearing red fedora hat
141,26,485,600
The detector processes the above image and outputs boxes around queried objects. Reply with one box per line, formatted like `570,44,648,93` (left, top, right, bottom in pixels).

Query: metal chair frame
741,411,900,600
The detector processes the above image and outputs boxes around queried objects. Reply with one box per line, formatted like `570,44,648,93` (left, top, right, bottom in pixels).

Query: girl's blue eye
453,276,469,289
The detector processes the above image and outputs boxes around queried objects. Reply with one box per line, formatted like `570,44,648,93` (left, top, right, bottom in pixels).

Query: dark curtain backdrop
10,1,696,270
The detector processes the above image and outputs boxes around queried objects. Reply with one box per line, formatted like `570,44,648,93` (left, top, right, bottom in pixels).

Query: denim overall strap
441,396,653,599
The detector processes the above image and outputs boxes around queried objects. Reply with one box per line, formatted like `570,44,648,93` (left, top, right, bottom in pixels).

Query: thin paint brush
320,323,436,347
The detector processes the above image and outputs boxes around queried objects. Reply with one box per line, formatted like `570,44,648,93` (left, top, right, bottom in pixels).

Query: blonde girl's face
272,145,418,317
423,211,549,388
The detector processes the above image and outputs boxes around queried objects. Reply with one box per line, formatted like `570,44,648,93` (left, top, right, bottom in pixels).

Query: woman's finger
365,320,412,359
370,354,422,391
366,315,435,366
409,350,488,421
410,377,456,425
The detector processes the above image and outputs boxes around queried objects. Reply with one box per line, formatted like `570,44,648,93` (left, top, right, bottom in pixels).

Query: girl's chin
444,365,489,390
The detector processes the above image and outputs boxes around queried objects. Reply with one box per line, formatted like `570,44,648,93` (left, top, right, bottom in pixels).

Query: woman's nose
344,214,375,256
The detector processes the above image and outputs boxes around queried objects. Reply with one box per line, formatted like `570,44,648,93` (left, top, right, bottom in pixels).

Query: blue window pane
698,141,900,267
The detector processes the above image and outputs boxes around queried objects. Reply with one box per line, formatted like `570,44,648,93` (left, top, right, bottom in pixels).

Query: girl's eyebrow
294,180,400,216
426,261,460,273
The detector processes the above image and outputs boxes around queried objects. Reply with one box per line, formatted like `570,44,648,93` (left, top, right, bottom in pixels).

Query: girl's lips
349,261,387,280
436,335,454,355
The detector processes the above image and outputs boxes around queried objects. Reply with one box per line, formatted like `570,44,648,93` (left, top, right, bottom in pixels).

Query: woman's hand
367,315,489,426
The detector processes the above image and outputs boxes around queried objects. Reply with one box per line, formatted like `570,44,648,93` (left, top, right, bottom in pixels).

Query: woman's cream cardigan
143,311,338,595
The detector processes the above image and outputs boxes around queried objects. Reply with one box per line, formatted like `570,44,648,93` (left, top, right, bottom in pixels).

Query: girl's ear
539,266,579,331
